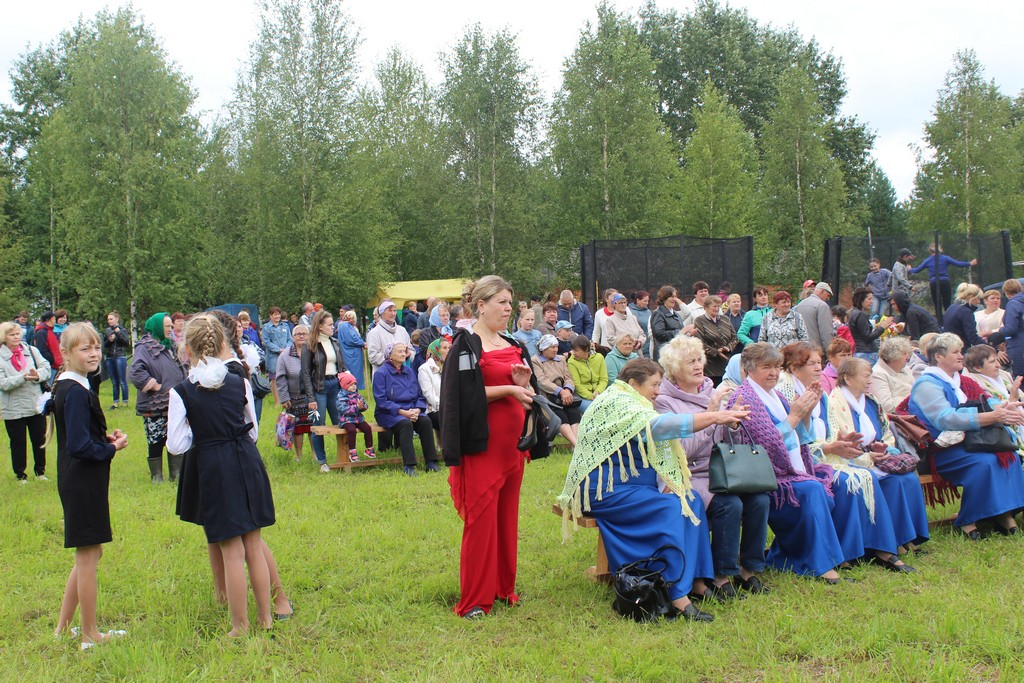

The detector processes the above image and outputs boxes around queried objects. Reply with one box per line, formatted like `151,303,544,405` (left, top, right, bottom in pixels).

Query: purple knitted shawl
728,379,835,508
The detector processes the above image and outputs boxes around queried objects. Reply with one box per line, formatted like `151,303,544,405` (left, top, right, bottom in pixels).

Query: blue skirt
766,480,844,577
934,446,1024,527
584,450,714,600
830,469,898,560
877,471,930,547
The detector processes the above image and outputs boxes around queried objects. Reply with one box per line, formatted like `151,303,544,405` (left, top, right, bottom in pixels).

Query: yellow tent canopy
369,279,470,309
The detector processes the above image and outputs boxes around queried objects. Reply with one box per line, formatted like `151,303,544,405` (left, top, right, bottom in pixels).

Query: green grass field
2,392,1024,682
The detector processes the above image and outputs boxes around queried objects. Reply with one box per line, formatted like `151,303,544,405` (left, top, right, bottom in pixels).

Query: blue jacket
372,361,427,430
261,321,291,374
942,300,984,349
999,293,1024,365
911,254,970,281
557,301,594,338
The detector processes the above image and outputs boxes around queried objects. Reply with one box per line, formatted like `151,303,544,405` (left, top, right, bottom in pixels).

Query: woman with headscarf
418,338,450,434
129,312,185,483
557,359,750,622
417,303,453,356
335,310,367,391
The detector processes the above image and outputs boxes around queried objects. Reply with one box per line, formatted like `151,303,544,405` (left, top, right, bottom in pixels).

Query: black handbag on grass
708,424,778,494
961,400,1018,453
612,545,685,623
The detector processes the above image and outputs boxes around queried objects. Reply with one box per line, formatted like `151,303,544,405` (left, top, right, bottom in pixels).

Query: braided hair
184,314,226,365
209,309,249,374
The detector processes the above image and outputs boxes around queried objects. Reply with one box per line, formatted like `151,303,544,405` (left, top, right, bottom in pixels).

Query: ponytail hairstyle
209,309,249,375
184,314,227,366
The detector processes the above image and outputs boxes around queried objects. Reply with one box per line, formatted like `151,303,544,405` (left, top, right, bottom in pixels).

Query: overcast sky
3,0,1022,201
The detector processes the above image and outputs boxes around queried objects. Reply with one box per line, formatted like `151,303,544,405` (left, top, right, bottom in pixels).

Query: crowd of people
8,241,1024,641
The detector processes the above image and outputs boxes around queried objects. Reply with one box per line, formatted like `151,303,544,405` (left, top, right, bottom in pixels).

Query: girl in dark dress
52,324,130,650
167,314,281,636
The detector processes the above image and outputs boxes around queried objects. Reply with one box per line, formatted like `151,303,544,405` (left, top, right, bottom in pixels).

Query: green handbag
708,424,778,494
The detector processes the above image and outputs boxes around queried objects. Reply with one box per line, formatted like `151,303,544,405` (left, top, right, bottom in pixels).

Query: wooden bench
552,505,610,584
310,424,404,471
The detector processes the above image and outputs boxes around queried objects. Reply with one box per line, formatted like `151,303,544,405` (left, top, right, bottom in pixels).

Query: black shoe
706,581,745,602
403,466,417,477
679,603,714,623
425,461,441,473
871,556,917,573
994,524,1019,536
463,606,486,620
957,527,985,541
734,575,770,595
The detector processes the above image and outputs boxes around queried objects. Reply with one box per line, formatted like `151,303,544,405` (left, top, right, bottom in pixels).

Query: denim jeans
855,352,878,364
705,491,770,576
579,399,593,413
869,297,891,318
310,380,341,464
106,357,128,403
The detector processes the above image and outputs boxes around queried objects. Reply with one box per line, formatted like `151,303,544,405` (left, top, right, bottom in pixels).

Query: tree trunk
963,118,971,239
602,120,611,237
489,122,497,273
794,138,806,266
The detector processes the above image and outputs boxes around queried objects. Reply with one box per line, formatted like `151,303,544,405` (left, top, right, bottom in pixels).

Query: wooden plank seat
309,424,403,471
551,505,610,584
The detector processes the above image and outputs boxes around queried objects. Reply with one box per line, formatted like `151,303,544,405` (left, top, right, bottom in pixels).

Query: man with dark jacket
557,290,594,338
33,312,62,380
890,291,940,342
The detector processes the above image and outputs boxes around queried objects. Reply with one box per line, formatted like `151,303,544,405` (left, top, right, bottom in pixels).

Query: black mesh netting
580,235,754,311
821,231,1013,318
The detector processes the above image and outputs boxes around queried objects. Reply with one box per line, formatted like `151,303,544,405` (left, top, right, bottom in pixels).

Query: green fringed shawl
556,380,698,541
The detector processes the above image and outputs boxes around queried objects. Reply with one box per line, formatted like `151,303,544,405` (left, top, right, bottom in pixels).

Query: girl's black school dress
54,374,116,548
173,367,275,544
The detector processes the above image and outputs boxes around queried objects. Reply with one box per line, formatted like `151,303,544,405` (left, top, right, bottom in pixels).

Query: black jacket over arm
439,327,547,467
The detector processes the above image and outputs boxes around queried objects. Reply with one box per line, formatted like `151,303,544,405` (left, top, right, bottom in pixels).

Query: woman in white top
869,337,915,414
975,288,1005,340
418,338,450,429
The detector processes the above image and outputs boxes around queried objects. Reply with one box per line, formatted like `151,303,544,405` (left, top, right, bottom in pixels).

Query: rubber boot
167,453,183,483
147,456,164,484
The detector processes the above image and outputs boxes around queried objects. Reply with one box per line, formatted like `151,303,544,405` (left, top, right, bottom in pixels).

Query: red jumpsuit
448,345,527,616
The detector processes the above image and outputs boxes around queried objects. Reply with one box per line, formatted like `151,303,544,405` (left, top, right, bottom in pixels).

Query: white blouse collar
57,370,90,390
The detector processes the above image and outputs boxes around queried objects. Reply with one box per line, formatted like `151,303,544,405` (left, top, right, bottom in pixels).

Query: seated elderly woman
531,334,582,447
828,357,930,554
605,334,640,384
870,336,916,414
820,338,852,394
964,344,1024,404
653,336,771,599
776,343,918,572
373,341,440,476
557,359,750,622
726,343,848,583
908,333,1024,539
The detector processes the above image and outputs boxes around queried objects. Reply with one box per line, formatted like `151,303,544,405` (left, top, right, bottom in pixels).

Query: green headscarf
427,338,445,364
144,312,172,349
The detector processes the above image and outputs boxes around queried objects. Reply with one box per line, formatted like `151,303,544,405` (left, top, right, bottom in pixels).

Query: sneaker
363,448,377,459
109,404,118,410
425,461,441,473
19,478,27,486
36,475,48,482
403,466,417,477
319,463,331,474
348,449,360,463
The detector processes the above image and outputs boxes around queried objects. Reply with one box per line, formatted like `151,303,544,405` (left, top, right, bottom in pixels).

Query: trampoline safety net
821,231,1013,319
580,235,754,312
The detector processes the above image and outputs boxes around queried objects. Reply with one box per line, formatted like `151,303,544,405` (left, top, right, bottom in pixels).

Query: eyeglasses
294,332,309,337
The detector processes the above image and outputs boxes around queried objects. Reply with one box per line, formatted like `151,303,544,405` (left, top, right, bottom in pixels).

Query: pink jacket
652,377,721,507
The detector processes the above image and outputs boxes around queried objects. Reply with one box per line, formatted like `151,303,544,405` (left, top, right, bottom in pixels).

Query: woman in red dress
440,276,544,618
